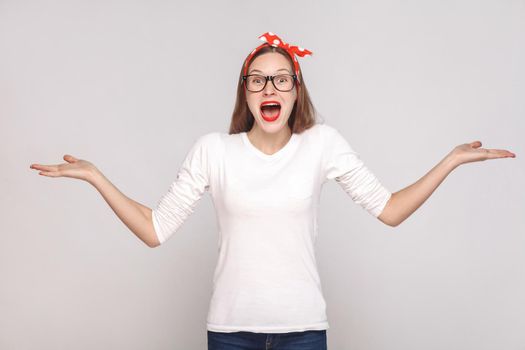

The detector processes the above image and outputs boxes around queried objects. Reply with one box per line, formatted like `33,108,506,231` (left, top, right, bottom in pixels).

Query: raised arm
377,141,516,227
89,169,159,247
30,155,159,248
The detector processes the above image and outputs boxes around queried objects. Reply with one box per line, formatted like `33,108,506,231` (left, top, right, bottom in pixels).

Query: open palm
30,155,98,182
451,141,516,165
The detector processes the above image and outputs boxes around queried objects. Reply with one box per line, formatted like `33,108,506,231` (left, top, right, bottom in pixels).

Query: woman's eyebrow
248,68,291,74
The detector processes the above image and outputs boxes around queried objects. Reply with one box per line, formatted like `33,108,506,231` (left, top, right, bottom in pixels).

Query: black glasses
242,74,297,92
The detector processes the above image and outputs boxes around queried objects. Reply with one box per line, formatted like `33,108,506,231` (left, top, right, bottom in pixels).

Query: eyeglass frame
242,74,298,92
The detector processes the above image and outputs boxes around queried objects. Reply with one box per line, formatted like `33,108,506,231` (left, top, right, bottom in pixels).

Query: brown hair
228,45,319,135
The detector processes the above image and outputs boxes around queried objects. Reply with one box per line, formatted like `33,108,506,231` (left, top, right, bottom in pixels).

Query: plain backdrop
1,0,524,349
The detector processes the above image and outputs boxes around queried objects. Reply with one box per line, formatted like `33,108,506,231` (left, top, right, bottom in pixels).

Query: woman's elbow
377,199,401,227
378,214,401,227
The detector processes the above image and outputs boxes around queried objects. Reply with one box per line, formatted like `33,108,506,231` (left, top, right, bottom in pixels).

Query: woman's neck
247,126,292,156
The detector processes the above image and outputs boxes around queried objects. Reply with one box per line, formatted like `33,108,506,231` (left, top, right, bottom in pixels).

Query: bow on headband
243,32,313,80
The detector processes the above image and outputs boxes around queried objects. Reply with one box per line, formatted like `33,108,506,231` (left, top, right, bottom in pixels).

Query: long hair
228,45,319,135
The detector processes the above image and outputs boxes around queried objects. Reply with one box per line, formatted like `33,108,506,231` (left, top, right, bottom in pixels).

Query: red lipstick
260,101,281,122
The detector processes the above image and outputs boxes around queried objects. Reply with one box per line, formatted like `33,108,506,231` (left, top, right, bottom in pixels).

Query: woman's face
245,52,297,135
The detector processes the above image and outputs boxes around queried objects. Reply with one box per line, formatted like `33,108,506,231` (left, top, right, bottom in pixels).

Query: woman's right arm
89,169,160,248
30,155,160,248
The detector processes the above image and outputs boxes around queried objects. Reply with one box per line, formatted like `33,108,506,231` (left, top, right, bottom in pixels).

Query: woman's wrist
443,151,461,171
86,166,104,186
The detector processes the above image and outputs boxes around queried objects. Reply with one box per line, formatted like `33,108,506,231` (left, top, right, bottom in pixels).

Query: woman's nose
262,79,276,96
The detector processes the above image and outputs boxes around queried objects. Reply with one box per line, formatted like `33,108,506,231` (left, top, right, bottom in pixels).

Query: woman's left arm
377,141,516,227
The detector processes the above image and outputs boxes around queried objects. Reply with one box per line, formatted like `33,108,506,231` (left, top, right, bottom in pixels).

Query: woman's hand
30,155,100,183
449,141,516,167
378,141,516,227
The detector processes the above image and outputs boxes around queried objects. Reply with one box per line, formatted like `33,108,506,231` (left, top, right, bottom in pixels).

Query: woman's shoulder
300,122,339,139
200,130,240,146
188,131,224,154
193,130,237,154
302,123,353,155
196,124,341,146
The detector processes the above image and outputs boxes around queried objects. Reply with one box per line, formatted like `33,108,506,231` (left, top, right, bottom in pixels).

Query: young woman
30,32,516,350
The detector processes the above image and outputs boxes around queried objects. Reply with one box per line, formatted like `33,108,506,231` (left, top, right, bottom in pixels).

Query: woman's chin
255,115,290,133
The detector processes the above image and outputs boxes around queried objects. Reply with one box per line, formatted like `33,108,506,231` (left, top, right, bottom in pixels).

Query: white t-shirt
152,123,392,333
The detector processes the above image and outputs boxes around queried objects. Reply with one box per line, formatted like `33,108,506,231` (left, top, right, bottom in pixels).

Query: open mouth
260,101,281,121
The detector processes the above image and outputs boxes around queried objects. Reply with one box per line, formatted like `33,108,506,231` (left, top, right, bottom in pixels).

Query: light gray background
1,0,524,349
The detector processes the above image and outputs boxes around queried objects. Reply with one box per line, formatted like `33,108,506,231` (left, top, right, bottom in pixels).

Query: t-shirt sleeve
321,125,392,217
151,133,215,245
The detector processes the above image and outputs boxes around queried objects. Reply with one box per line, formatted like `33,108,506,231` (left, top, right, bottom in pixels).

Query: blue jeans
207,329,327,350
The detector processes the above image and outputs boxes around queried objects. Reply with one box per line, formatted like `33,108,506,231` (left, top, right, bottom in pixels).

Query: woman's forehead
248,52,293,74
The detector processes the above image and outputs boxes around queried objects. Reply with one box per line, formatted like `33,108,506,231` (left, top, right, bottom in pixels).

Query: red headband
243,32,313,80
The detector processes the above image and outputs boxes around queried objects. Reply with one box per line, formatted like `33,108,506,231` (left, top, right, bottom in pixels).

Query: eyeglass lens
245,75,294,92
